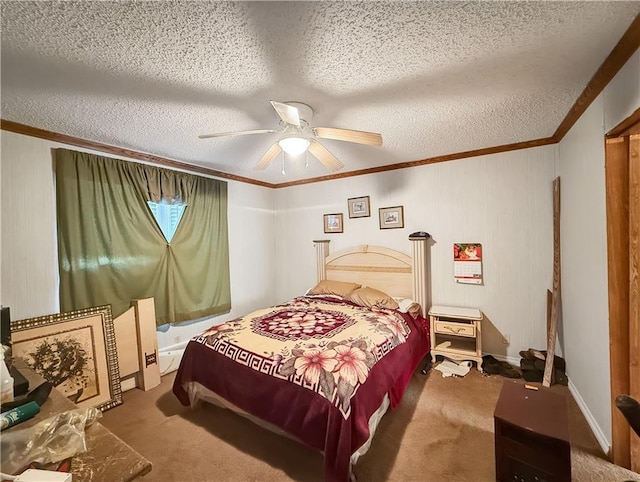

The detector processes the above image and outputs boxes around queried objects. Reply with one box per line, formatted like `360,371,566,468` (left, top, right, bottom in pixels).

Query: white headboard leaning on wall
313,234,430,316
113,297,161,392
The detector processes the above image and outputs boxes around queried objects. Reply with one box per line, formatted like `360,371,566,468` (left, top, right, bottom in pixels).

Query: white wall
0,130,277,349
558,96,611,448
1,133,59,314
274,146,557,360
604,51,639,132
558,50,640,450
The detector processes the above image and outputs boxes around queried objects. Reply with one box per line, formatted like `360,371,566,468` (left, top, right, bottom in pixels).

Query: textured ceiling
2,1,639,185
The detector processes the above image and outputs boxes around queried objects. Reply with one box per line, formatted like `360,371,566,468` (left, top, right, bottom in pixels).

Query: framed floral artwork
379,206,404,229
323,213,344,233
11,305,123,412
347,196,371,218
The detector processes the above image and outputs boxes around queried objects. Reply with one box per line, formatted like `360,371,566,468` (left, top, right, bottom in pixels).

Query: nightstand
429,305,483,370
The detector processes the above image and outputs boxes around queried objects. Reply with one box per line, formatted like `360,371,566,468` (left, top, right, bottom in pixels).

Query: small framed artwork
323,213,344,233
347,196,371,218
11,305,123,412
379,206,404,229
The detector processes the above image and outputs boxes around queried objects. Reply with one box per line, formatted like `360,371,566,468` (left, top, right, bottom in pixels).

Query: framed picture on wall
347,196,371,218
379,206,404,229
323,213,344,233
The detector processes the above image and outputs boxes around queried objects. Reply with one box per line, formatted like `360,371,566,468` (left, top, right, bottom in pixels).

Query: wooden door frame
605,108,639,470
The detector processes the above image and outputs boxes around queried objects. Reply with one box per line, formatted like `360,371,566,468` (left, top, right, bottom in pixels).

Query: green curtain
55,149,231,325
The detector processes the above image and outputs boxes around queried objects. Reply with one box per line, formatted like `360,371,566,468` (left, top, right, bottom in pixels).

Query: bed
172,239,431,482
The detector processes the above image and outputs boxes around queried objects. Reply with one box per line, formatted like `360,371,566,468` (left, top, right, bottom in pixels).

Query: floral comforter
173,295,430,482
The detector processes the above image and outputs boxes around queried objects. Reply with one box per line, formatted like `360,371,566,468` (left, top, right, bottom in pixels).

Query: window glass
147,202,186,243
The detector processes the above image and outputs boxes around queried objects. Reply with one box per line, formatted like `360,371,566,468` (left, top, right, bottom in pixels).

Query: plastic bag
0,407,101,475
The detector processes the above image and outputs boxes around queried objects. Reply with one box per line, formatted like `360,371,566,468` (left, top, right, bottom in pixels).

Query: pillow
347,286,399,310
307,279,361,298
393,297,422,316
305,293,344,300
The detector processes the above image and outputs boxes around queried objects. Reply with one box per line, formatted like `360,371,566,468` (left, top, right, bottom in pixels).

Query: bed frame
314,235,429,314
113,297,161,392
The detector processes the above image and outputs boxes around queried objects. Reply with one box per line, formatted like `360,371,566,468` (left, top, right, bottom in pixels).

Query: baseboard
159,341,188,375
568,377,611,456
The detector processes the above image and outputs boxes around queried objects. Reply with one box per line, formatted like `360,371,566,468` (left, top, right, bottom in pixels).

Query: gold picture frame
323,213,344,233
379,206,405,229
11,305,123,412
347,196,371,218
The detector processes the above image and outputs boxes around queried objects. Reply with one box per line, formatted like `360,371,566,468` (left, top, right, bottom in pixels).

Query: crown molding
0,119,276,188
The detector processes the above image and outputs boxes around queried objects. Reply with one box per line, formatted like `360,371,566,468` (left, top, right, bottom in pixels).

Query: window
147,202,186,243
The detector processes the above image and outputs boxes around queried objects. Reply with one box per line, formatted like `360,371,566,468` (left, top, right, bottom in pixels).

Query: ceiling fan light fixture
278,136,310,156
201,100,380,172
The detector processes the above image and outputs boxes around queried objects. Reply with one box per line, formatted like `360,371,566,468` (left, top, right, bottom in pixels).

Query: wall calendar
454,243,483,285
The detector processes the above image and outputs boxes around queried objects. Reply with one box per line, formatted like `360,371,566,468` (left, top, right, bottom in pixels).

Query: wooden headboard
314,238,429,314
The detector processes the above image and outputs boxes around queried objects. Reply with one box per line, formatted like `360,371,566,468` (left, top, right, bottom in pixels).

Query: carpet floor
100,366,640,481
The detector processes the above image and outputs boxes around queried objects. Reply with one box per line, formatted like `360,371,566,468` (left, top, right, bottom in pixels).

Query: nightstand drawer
435,320,476,337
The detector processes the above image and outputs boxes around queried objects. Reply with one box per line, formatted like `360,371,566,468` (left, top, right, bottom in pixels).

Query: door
605,114,639,470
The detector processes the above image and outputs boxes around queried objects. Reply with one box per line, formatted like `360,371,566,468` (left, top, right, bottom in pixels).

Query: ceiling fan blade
312,127,382,147
270,101,301,126
308,140,344,172
255,143,282,170
198,129,276,139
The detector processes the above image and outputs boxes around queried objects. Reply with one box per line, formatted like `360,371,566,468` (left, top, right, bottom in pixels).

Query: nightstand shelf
429,305,483,370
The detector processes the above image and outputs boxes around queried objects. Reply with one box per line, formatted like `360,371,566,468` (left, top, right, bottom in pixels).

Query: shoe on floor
520,358,535,370
524,350,567,371
519,348,546,361
522,369,543,382
482,355,521,378
483,354,512,369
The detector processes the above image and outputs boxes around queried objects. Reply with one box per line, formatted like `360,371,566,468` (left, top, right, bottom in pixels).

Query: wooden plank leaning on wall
543,177,561,387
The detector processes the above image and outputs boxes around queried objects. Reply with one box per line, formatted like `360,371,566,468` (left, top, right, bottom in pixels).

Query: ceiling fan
199,101,383,172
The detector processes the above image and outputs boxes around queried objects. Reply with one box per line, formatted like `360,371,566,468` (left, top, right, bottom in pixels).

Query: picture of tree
29,337,91,403
10,306,123,412
17,326,99,404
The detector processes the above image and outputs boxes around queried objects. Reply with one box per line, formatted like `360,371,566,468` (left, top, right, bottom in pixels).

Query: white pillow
393,297,420,314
